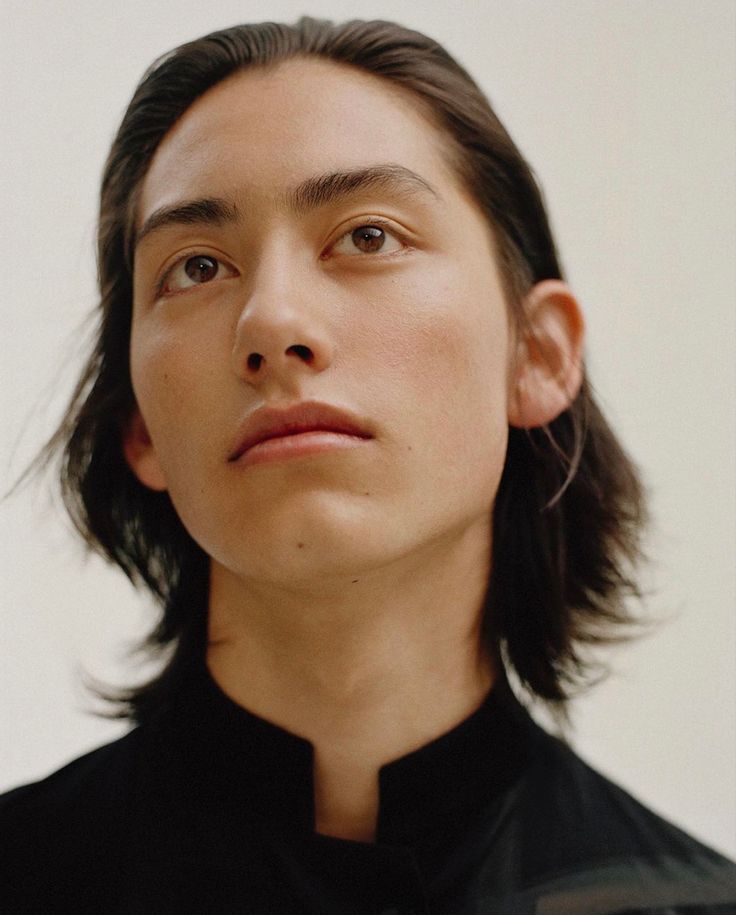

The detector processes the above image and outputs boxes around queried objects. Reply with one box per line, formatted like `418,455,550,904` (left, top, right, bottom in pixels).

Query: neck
206,521,496,842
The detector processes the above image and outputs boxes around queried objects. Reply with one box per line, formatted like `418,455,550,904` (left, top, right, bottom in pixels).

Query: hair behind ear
489,374,651,721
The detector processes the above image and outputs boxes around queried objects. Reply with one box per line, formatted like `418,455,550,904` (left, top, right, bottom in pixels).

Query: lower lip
233,431,370,468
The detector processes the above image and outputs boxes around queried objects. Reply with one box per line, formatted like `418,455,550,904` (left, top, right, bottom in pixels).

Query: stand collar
154,656,544,848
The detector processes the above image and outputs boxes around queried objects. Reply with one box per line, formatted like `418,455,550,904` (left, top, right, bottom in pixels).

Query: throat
313,752,379,843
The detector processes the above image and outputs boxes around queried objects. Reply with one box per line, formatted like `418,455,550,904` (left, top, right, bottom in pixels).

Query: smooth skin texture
125,58,584,842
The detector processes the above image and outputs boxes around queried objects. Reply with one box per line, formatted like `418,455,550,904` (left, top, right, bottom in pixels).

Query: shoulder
515,727,736,913
0,728,142,909
0,726,141,825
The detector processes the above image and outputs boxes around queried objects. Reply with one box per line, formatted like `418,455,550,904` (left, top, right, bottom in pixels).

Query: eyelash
153,218,409,298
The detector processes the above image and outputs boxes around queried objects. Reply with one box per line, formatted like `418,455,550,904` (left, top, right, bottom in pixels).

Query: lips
228,401,373,462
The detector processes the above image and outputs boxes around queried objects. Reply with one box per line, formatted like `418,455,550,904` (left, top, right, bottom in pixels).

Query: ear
122,408,168,492
507,279,585,429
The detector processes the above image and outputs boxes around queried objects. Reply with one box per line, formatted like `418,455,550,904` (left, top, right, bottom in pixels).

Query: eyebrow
134,197,239,250
133,165,437,251
286,164,437,214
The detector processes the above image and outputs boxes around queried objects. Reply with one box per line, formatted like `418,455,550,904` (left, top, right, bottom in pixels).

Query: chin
214,519,419,590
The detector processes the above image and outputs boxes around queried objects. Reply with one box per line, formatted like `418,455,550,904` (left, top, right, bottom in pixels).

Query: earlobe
508,280,585,429
122,409,168,492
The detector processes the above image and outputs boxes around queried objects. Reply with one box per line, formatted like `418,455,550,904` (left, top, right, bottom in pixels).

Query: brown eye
351,226,385,253
158,253,238,296
184,255,219,283
331,222,403,257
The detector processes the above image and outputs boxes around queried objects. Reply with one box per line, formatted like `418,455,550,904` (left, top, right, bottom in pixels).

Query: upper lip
228,401,374,461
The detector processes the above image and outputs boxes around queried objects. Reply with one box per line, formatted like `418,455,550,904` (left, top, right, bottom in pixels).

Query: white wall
2,0,734,858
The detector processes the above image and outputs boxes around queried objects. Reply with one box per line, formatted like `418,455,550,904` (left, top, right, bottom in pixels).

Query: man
2,17,735,914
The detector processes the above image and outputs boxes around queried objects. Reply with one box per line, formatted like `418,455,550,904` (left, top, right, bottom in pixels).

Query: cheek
129,320,224,471
360,268,512,446
395,334,509,544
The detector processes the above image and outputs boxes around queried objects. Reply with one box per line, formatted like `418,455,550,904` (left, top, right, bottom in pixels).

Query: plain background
1,0,734,858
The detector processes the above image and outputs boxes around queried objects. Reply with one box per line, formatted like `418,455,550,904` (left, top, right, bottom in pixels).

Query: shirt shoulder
512,729,736,914
0,728,142,909
0,726,140,824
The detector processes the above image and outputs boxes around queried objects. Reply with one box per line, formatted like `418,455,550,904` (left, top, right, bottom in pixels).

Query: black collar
147,656,544,849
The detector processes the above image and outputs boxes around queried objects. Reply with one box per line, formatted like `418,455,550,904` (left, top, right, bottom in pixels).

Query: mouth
228,401,373,464
233,428,370,467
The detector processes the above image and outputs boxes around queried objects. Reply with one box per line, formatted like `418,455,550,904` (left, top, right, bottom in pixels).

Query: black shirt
2,660,735,914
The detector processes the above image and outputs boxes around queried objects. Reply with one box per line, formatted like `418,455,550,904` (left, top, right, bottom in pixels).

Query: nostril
287,344,314,363
245,345,314,372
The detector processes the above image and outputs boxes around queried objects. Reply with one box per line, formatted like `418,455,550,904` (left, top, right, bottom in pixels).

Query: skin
126,58,584,842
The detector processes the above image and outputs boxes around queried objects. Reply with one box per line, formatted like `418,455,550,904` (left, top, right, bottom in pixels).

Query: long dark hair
38,17,649,724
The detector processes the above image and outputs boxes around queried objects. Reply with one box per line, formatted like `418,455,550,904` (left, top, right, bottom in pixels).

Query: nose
231,258,335,388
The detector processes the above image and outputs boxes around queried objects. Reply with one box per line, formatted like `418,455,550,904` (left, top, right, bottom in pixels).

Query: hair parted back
42,16,649,725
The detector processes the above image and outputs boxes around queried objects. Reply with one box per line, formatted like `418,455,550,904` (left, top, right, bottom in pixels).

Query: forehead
137,57,463,223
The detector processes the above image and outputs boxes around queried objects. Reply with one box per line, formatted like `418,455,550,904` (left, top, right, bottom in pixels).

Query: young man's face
128,58,523,588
